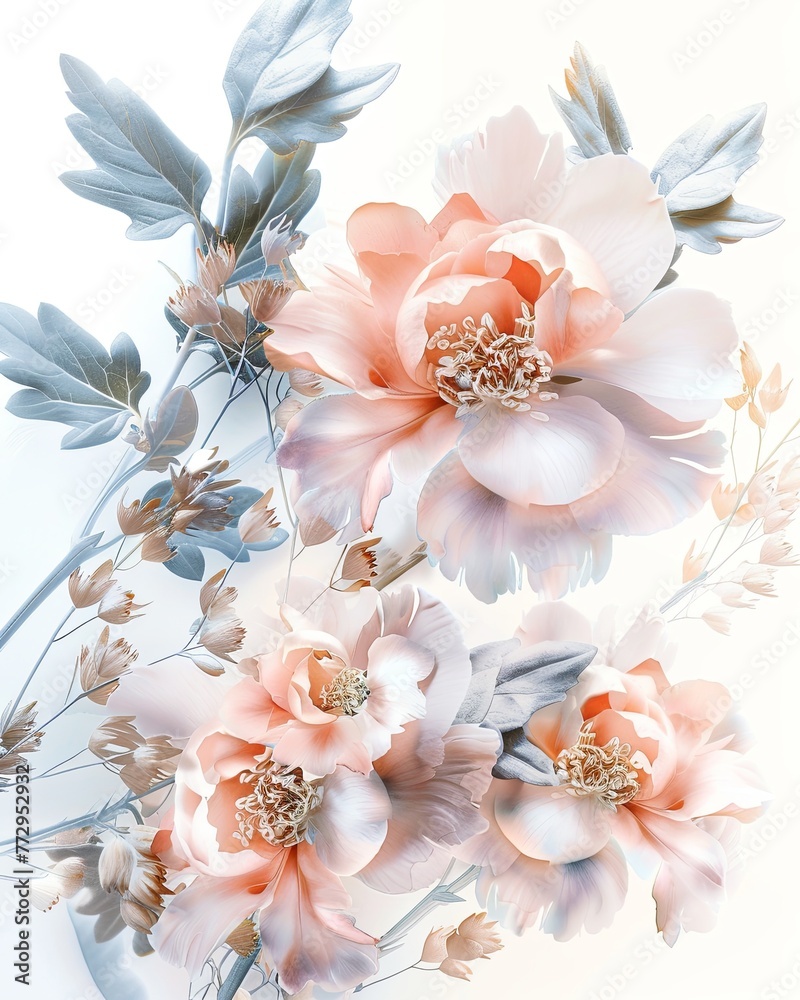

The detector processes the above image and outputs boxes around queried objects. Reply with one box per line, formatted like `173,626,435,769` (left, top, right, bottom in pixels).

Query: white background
0,0,798,998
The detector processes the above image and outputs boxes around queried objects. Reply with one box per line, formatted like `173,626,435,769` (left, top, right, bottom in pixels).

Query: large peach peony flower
266,107,740,601
150,585,499,993
458,603,768,944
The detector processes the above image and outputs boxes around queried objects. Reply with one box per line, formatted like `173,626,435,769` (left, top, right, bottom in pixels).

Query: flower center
428,305,555,416
554,722,640,806
233,757,321,848
319,667,370,716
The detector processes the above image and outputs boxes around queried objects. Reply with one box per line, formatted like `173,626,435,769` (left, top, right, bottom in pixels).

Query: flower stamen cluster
555,722,639,805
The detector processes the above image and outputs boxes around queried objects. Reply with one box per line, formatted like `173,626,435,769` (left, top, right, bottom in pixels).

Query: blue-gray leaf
456,639,597,733
60,55,212,240
550,43,631,159
164,543,205,581
651,104,783,251
245,63,400,156
226,143,320,283
0,302,150,448
671,196,783,254
223,0,398,154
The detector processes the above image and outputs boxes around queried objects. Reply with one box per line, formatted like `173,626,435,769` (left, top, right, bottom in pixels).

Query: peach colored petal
311,768,391,876
535,278,623,366
566,383,727,536
543,153,674,313
417,451,611,602
258,844,378,996
457,395,625,506
433,106,566,225
265,277,422,398
360,724,498,893
515,601,593,649
152,870,277,977
566,288,739,422
493,781,613,864
477,841,627,938
277,392,456,544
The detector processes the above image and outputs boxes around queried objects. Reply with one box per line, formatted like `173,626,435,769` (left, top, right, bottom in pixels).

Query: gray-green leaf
225,143,320,283
651,104,783,250
223,0,398,154
60,55,212,240
0,303,150,449
549,42,631,159
671,196,783,254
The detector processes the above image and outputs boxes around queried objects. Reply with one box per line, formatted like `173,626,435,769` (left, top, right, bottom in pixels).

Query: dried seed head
196,241,236,296
68,560,116,609
168,284,221,327
238,489,280,545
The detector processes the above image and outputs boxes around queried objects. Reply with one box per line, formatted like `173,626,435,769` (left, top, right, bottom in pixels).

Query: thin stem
282,522,300,604
357,965,422,992
52,615,97,643
5,678,120,757
8,606,74,720
380,865,480,949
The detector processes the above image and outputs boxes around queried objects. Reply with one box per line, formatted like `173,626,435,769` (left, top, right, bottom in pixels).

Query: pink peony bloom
151,584,498,992
266,107,739,601
457,603,768,944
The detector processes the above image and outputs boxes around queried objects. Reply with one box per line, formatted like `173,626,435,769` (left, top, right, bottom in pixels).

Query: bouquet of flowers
0,2,792,998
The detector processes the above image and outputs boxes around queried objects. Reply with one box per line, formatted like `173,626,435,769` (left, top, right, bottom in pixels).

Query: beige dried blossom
141,527,176,564
701,607,732,635
196,241,236,296
340,537,381,589
682,541,707,583
78,628,138,704
68,560,115,608
759,363,791,414
239,277,294,324
740,342,762,391
196,570,245,662
98,588,146,625
226,917,259,957
739,563,777,597
714,582,756,609
421,913,503,981
760,534,800,566
274,396,304,430
89,716,179,796
117,496,163,536
167,449,239,535
31,858,86,911
710,482,743,521
261,215,305,266
0,702,42,783
288,368,324,397
98,827,171,936
208,304,249,347
748,400,767,429
778,454,800,493
238,488,280,545
168,283,221,327
725,389,749,411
